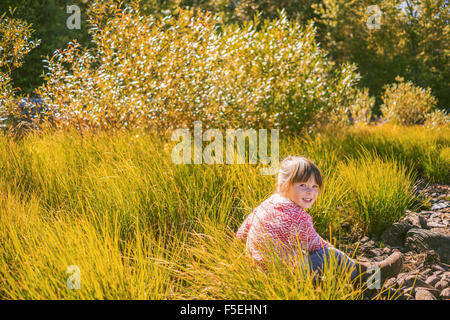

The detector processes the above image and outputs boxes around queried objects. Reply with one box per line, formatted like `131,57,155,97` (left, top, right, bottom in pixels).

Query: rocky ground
340,183,450,300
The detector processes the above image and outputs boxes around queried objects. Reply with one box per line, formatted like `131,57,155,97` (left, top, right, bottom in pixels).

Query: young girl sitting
236,155,403,287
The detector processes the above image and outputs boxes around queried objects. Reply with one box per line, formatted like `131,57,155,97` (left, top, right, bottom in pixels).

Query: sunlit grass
0,124,447,299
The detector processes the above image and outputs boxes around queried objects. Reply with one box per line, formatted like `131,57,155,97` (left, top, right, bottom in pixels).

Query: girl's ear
279,182,289,194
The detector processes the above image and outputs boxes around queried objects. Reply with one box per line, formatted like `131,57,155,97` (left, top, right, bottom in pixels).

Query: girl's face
283,176,319,209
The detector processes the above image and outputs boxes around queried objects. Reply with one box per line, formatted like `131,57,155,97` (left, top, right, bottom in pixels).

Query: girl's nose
305,186,315,194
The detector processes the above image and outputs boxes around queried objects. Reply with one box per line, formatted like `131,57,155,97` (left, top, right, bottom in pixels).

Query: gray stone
435,279,449,291
431,265,445,273
430,212,441,219
403,292,413,300
403,286,415,296
403,275,429,288
418,216,428,229
415,289,437,300
400,213,421,227
369,248,383,257
422,268,432,277
431,202,448,210
424,250,441,265
400,275,441,297
442,272,450,281
427,222,446,228
425,275,440,287
405,229,450,264
381,222,415,247
383,247,392,254
440,288,450,299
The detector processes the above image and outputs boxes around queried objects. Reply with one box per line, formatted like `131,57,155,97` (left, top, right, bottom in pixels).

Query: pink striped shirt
236,193,332,266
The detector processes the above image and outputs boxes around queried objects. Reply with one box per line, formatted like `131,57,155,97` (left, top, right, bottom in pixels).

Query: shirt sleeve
236,211,255,242
290,212,333,252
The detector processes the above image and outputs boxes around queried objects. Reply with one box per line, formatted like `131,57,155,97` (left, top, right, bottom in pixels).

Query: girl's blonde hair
277,156,323,193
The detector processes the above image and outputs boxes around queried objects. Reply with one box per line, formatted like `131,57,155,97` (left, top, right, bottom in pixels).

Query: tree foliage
37,2,363,132
0,11,40,131
311,0,449,111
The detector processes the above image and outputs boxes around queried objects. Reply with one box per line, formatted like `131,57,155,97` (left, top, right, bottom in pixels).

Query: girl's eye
312,185,318,189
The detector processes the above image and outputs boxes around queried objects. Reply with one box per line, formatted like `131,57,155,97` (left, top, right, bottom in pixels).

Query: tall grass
176,220,363,300
338,149,417,235
340,124,450,183
0,124,446,299
0,186,184,299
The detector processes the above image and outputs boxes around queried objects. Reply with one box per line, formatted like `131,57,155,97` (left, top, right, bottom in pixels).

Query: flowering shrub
350,88,374,126
380,76,438,125
37,1,363,133
424,109,450,129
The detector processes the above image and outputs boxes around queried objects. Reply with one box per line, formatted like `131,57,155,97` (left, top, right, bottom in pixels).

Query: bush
37,1,363,133
424,109,450,129
349,88,374,126
380,76,438,125
0,11,40,133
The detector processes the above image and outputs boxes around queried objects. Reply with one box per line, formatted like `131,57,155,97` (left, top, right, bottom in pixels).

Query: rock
431,264,447,272
424,250,441,265
380,288,409,300
418,216,428,229
420,211,434,215
427,222,446,228
396,246,409,253
403,275,429,288
431,264,445,275
435,279,449,291
422,268,432,277
400,213,421,228
382,247,392,254
369,248,383,257
381,222,414,247
440,288,450,299
403,292,413,300
430,213,441,219
442,272,450,281
360,236,369,243
431,202,448,210
425,275,440,287
403,286,415,296
384,277,397,288
401,274,441,297
415,289,437,300
405,229,450,264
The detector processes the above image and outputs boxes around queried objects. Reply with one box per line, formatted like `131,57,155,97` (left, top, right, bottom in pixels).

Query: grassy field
0,124,448,299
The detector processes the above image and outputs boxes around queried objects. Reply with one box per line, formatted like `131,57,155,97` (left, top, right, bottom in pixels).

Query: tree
312,0,449,112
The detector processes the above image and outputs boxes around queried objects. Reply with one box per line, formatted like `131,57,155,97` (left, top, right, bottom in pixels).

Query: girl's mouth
302,198,313,203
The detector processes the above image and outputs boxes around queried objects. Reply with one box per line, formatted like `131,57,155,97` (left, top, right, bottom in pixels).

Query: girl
236,156,403,286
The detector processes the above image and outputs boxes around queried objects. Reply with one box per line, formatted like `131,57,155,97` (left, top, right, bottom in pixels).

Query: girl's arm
236,212,255,242
291,212,334,252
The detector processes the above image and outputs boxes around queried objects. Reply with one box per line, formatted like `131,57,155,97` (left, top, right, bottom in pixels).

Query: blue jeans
303,247,359,280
